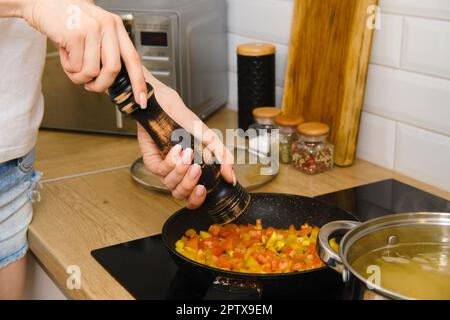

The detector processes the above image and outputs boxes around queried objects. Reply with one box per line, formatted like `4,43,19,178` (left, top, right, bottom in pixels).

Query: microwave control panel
118,13,178,91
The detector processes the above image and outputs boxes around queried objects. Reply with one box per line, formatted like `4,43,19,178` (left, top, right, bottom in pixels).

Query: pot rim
339,212,450,300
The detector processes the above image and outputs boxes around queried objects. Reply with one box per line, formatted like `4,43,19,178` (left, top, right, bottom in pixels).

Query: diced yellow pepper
175,247,184,254
266,231,278,248
287,234,297,243
175,240,184,249
199,231,212,239
302,239,311,246
185,228,197,238
183,251,196,261
329,237,339,252
246,256,260,268
310,227,319,243
184,246,197,254
275,240,285,252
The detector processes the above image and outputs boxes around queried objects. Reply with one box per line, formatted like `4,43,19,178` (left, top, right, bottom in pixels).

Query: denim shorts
0,149,41,269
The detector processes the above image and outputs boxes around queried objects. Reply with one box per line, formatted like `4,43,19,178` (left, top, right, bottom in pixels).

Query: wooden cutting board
282,0,378,166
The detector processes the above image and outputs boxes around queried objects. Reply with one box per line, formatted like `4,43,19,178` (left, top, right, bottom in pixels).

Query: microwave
41,0,228,135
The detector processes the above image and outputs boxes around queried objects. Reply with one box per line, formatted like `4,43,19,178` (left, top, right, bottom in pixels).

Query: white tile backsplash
402,17,450,79
395,123,450,191
370,14,403,68
228,71,238,110
364,64,450,137
357,112,397,170
227,0,293,45
227,0,450,191
379,0,450,21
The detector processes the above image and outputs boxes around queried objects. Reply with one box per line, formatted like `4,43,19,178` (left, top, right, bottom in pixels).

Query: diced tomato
246,224,255,231
185,228,197,238
242,239,259,248
211,247,224,257
292,262,306,271
279,261,289,271
307,244,317,254
282,246,293,254
186,236,198,250
262,264,272,273
233,252,244,259
233,247,245,259
264,227,274,237
222,237,235,251
249,230,261,239
208,224,221,237
227,224,239,232
219,229,234,238
217,256,232,269
270,258,280,272
254,253,269,265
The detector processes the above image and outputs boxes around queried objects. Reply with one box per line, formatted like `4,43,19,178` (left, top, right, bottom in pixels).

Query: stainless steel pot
317,212,450,300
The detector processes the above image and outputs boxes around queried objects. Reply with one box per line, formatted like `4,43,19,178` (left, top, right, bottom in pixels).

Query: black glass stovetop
91,179,450,300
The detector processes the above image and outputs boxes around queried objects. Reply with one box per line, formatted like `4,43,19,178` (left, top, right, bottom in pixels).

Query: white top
0,18,46,163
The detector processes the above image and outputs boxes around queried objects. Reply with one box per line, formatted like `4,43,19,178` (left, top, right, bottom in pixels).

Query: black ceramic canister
237,43,276,130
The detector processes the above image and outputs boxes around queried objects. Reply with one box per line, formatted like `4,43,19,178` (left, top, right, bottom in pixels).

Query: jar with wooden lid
292,122,334,174
275,115,305,164
248,107,281,155
237,43,276,130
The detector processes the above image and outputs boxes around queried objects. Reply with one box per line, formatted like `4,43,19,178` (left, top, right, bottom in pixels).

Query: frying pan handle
203,277,262,300
317,220,360,281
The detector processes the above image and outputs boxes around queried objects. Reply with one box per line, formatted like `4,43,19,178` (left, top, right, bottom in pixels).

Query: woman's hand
138,69,235,209
18,0,148,107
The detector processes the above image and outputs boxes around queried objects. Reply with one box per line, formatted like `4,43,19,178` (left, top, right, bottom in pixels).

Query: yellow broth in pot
351,243,450,300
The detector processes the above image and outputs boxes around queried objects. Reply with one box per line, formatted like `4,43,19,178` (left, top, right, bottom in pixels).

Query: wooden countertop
30,108,450,299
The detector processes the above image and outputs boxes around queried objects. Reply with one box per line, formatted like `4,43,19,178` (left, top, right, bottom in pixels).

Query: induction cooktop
91,179,450,300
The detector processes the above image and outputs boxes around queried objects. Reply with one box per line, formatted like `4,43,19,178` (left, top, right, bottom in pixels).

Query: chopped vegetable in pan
175,219,325,274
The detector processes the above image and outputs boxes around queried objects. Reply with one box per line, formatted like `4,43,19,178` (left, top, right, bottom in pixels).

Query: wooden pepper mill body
108,68,250,224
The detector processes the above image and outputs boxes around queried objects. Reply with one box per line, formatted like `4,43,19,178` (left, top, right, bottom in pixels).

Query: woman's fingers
161,148,193,190
171,164,202,200
85,15,121,92
186,185,207,210
145,144,183,178
138,124,181,177
79,20,102,80
59,30,85,74
138,122,206,207
61,15,102,85
212,144,235,184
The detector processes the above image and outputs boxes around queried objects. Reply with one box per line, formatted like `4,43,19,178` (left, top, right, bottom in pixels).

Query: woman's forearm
0,0,26,18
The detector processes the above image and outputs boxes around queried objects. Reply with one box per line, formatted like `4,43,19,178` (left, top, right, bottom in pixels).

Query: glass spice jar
292,122,334,175
274,114,305,164
248,107,281,155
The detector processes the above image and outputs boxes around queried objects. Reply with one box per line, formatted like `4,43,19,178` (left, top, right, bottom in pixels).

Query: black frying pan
162,193,357,299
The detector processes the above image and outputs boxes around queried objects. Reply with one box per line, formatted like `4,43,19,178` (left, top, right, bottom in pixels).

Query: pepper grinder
108,67,250,224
